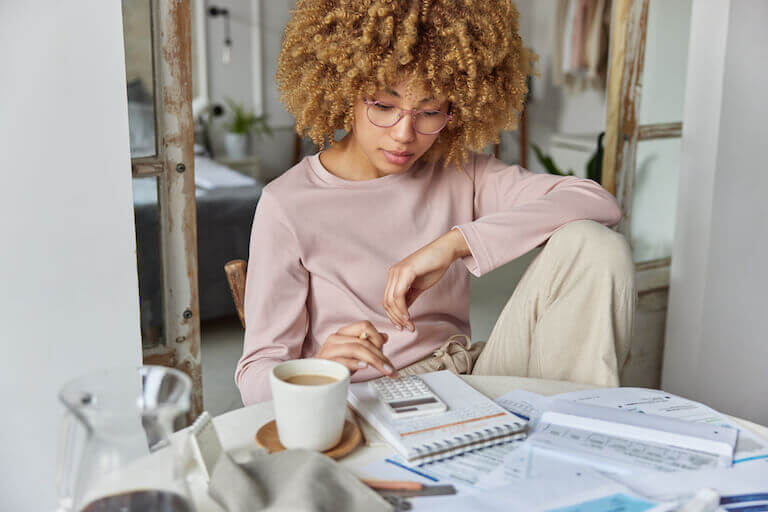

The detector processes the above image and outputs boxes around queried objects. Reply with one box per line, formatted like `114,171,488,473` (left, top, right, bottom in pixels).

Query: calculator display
390,397,439,409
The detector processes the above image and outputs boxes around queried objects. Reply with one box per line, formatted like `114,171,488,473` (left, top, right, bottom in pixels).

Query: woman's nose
390,112,416,143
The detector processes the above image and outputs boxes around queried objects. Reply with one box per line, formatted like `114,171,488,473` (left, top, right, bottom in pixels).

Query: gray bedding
133,158,263,339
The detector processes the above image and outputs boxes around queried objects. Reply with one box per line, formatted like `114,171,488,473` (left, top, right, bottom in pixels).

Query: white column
0,2,142,509
663,0,768,425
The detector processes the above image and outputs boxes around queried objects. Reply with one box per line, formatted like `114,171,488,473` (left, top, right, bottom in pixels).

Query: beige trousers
401,220,636,387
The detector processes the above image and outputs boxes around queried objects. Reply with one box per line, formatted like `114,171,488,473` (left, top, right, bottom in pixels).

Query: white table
181,376,768,511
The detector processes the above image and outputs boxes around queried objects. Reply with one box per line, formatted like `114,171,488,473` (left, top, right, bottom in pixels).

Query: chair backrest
224,259,247,328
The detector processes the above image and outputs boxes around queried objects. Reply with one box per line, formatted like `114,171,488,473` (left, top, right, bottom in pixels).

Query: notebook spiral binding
409,422,527,465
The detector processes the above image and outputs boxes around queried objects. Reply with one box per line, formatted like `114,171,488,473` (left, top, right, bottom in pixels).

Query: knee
548,220,634,283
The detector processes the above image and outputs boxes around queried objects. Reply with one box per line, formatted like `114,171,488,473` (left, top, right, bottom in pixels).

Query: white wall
252,0,301,173
206,0,256,113
0,2,142,510
513,0,608,173
205,0,257,154
204,0,300,174
663,0,768,425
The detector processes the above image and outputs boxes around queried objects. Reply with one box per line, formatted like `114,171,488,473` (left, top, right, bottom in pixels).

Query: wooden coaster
254,419,362,460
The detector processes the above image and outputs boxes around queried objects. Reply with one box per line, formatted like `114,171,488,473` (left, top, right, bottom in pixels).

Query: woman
236,0,635,404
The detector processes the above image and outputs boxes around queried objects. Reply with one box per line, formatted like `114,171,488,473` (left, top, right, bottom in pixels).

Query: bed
132,155,263,341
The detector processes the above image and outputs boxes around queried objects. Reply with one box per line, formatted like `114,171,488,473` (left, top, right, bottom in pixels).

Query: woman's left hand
383,228,470,331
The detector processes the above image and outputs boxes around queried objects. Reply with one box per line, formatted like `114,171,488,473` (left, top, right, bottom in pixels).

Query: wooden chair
224,259,247,328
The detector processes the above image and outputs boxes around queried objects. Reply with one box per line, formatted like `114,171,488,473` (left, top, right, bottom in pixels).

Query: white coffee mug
269,358,351,451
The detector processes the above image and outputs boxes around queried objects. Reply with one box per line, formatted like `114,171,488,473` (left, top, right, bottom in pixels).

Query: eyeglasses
363,99,453,135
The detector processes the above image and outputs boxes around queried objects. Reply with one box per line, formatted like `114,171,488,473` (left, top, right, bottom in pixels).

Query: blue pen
510,410,530,421
721,494,768,505
385,458,439,482
734,454,768,464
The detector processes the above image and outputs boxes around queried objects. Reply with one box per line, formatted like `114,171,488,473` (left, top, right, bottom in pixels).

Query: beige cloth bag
399,334,486,376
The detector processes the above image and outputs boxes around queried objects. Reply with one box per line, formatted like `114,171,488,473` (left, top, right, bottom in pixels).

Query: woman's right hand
316,321,398,378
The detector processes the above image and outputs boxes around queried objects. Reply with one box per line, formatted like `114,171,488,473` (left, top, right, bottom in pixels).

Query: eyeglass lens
367,103,448,134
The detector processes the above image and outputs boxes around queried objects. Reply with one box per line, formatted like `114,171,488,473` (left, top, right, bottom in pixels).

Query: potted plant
531,133,604,183
224,98,272,159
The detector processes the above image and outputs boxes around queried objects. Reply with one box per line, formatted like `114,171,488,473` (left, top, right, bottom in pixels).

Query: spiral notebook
348,370,527,465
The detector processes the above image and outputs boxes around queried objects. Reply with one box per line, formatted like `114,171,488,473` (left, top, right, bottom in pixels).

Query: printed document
554,387,768,464
529,398,737,473
408,467,631,512
414,441,529,490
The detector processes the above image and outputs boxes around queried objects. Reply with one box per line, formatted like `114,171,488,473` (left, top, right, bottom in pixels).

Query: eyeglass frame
362,99,454,135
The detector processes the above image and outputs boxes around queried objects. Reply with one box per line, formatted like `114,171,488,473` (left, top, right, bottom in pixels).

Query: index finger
384,270,406,330
392,279,415,331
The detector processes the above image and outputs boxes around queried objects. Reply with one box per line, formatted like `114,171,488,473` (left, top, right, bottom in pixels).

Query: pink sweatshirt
236,152,621,404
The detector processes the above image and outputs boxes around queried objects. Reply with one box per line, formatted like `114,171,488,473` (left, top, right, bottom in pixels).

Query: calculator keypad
369,376,447,418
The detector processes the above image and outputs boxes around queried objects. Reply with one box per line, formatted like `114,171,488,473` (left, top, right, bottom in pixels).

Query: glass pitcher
57,365,195,512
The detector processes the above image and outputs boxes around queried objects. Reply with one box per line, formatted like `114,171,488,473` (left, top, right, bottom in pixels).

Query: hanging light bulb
208,6,232,64
222,37,232,64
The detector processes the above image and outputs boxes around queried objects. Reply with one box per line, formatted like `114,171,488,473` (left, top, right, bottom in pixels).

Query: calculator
368,375,448,418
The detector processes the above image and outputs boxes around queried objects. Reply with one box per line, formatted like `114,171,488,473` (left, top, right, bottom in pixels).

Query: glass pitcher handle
56,410,88,512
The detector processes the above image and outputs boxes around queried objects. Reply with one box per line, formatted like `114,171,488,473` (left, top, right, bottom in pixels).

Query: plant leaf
531,143,573,176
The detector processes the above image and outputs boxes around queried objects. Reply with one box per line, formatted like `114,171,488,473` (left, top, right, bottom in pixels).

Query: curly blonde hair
277,0,536,168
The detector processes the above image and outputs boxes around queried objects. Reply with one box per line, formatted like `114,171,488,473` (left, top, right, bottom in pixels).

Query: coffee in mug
282,374,338,386
270,359,350,451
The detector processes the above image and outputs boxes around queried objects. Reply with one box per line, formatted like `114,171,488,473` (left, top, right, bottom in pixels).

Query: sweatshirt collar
308,152,421,188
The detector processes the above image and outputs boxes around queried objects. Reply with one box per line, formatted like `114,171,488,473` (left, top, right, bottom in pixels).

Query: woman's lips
381,149,413,165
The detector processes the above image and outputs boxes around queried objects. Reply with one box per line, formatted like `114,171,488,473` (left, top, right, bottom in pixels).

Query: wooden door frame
602,0,649,236
602,0,683,290
130,0,203,419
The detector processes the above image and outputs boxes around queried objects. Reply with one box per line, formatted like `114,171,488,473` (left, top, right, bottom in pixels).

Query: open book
348,371,527,465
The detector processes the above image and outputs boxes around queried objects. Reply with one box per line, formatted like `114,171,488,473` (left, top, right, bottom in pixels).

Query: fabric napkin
208,449,393,512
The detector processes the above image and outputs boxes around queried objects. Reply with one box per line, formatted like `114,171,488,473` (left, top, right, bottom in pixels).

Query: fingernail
408,324,415,332
383,364,393,374
397,324,402,331
357,361,368,369
402,314,409,321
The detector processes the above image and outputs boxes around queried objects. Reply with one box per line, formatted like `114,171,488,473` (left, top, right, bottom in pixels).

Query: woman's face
351,80,450,176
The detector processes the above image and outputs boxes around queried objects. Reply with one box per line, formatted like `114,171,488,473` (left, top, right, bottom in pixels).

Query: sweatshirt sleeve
454,153,622,277
235,190,309,405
